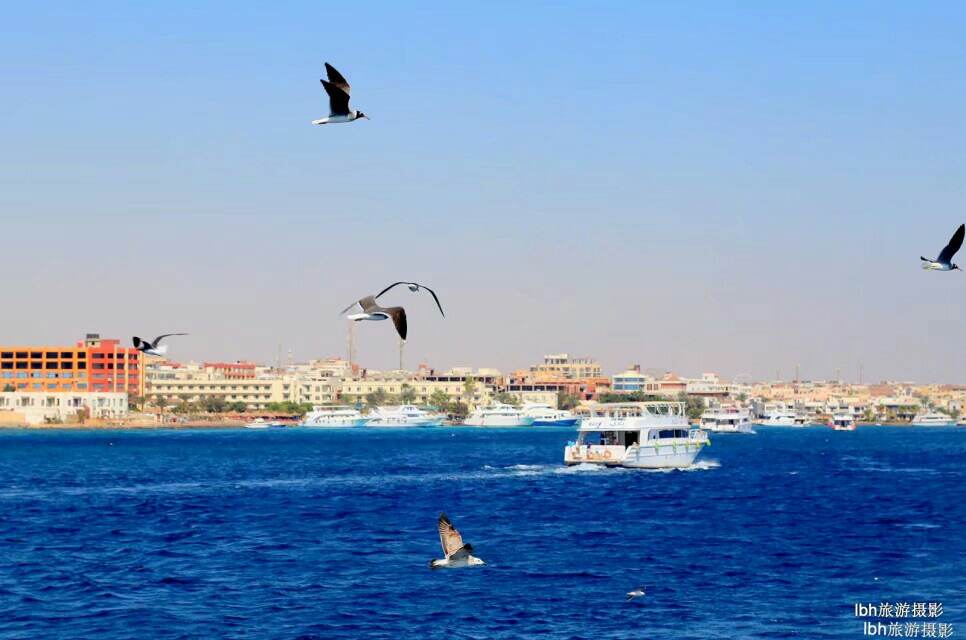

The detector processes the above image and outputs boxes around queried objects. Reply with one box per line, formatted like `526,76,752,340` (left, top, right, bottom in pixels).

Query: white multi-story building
0,392,129,424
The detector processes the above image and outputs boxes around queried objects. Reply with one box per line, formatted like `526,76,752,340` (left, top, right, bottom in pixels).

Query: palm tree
462,376,477,409
429,390,452,412
399,383,417,404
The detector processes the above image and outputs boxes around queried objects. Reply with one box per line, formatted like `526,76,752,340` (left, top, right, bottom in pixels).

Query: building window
0,352,12,359
61,372,73,379
45,352,58,358
31,372,42,378
92,363,105,370
78,362,86,370
62,362,73,370
30,362,42,370
32,383,42,389
60,352,73,358
15,352,27,358
47,384,57,390
46,372,58,379
92,353,105,359
45,361,59,370
77,384,87,390
17,383,26,389
30,352,42,359
63,384,72,390
1,362,10,370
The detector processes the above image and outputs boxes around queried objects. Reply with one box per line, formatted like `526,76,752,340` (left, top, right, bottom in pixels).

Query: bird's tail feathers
156,345,169,354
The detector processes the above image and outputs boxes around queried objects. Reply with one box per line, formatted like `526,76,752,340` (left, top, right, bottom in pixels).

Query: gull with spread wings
132,334,188,357
312,62,369,125
921,223,965,271
428,513,486,569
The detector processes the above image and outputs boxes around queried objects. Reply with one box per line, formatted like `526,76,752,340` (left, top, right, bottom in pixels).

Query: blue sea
0,426,963,639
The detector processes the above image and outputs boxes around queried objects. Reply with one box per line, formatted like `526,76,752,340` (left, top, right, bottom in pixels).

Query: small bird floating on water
429,513,486,569
340,296,407,341
375,282,445,317
921,223,964,271
312,62,369,125
132,334,187,357
626,587,646,601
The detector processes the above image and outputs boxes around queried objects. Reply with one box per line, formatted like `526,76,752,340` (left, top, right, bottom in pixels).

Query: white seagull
921,223,965,271
429,513,486,569
340,295,407,341
626,587,646,601
375,281,445,317
132,334,187,357
312,62,369,125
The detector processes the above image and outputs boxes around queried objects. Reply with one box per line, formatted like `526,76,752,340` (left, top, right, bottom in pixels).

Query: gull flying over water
376,282,445,317
312,62,369,125
626,587,646,601
340,295,407,341
921,223,965,271
132,334,187,357
429,513,486,569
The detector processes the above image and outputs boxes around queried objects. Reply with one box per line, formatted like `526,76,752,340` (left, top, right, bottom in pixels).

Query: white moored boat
564,402,710,469
300,406,369,428
756,410,797,427
830,413,856,431
910,411,957,427
521,403,580,427
365,405,444,427
463,403,535,427
699,407,755,434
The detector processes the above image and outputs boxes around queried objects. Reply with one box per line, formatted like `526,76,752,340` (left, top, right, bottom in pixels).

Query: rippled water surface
0,427,963,639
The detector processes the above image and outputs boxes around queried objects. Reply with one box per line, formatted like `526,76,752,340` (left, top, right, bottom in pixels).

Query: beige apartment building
531,354,602,381
337,369,500,408
146,362,338,408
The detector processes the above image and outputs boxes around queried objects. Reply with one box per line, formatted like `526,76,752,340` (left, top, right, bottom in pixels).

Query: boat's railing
587,402,686,419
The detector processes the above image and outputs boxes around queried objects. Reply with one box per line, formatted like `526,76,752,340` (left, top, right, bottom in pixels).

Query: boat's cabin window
656,429,688,439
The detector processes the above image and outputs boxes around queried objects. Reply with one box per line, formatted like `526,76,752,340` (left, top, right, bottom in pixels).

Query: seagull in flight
626,587,646,601
340,296,407,341
429,513,486,569
375,282,445,317
921,223,965,271
132,334,187,357
312,62,369,125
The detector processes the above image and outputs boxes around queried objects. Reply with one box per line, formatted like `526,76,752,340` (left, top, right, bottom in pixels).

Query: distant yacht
301,406,369,428
756,410,797,427
244,418,271,429
565,402,710,469
830,413,856,431
699,407,755,433
463,403,535,427
365,405,444,428
910,411,957,427
521,403,580,427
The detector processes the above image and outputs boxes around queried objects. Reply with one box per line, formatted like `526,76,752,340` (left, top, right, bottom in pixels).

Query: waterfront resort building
0,333,143,396
0,391,129,425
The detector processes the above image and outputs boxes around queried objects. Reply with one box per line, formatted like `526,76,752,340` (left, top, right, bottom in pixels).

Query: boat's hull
532,417,580,427
621,444,703,469
365,418,443,428
300,418,369,428
463,417,536,427
910,420,958,427
702,424,755,434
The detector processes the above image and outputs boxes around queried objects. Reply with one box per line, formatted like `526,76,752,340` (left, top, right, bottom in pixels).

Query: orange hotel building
0,334,144,395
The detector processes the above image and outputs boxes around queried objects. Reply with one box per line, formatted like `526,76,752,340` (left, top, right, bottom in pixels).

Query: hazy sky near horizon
2,1,965,382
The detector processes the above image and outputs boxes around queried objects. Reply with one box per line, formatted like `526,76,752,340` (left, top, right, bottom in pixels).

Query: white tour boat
300,406,369,428
756,410,797,427
699,407,755,434
463,403,535,427
830,413,856,431
365,405,444,428
910,411,957,427
564,402,710,469
521,403,580,427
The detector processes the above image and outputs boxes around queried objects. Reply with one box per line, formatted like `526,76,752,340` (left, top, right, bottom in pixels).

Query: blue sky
1,1,965,382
